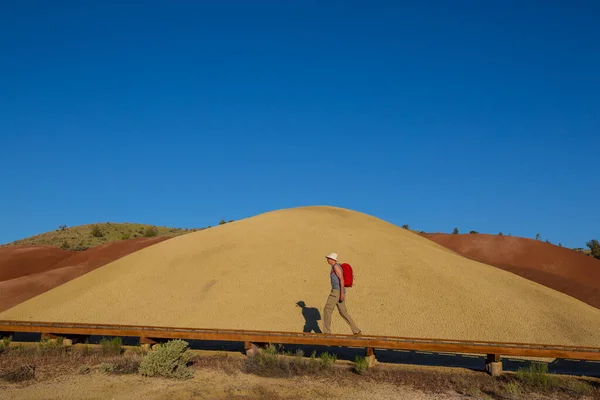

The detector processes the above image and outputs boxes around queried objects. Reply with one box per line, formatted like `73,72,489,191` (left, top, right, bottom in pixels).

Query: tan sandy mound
0,237,168,312
2,206,600,346
423,233,600,310
0,246,70,281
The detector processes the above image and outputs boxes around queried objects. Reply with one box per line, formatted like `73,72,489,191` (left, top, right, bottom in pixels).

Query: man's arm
333,265,345,301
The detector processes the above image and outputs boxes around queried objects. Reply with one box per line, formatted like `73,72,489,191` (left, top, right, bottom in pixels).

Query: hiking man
323,252,361,335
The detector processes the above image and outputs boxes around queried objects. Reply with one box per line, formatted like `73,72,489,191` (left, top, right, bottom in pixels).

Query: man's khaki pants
323,289,360,334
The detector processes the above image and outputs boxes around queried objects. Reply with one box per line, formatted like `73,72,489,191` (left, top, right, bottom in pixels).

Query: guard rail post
485,353,502,376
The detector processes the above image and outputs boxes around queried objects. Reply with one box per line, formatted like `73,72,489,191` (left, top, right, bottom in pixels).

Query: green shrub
219,220,226,225
452,227,459,234
144,226,158,237
469,230,478,234
565,379,593,396
587,239,600,259
91,225,103,238
78,365,91,374
99,356,140,375
100,337,123,355
353,356,369,375
319,352,336,369
498,232,503,236
38,336,65,354
60,241,70,250
99,362,115,374
138,339,193,379
0,336,11,353
402,224,409,229
121,233,131,240
515,362,555,390
504,381,521,399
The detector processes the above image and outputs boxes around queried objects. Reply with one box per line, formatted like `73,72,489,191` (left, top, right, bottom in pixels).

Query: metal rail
1,320,600,362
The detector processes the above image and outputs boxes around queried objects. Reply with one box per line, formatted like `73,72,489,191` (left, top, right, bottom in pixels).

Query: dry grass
3,206,600,348
1,343,599,400
4,222,204,249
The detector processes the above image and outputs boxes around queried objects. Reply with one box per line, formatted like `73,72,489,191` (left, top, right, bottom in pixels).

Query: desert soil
2,206,600,347
0,367,468,400
0,237,168,312
423,233,600,310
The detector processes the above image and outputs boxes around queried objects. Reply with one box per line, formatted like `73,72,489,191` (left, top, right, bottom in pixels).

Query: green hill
5,222,206,250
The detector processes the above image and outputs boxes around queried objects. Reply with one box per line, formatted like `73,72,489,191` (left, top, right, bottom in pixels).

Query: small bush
0,335,11,353
319,352,337,369
219,220,226,225
38,337,65,354
79,365,91,374
504,382,521,399
469,230,478,234
515,362,555,390
60,240,70,249
121,233,131,240
144,226,158,237
452,227,459,234
587,239,600,259
1,365,35,382
565,379,593,396
353,356,369,375
99,356,141,375
100,337,123,355
99,362,116,374
402,224,409,229
498,232,503,236
244,346,337,377
139,339,193,379
91,225,103,238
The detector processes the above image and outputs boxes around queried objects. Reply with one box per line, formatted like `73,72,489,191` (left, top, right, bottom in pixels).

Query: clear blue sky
1,1,598,248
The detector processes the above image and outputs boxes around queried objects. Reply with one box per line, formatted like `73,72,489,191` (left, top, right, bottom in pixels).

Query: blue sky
1,1,598,248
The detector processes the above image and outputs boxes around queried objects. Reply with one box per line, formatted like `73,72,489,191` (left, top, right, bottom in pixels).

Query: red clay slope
423,233,600,310
0,246,71,282
0,237,168,312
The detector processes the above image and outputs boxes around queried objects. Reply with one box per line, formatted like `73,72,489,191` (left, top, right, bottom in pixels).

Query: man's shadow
296,301,322,333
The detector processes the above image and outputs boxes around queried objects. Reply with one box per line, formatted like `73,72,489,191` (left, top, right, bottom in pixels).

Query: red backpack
340,263,354,287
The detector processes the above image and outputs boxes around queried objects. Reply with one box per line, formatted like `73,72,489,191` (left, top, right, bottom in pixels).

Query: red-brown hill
0,237,168,312
423,233,600,310
0,246,71,282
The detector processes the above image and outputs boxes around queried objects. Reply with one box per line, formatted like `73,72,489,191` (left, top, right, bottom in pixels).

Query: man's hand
339,292,345,302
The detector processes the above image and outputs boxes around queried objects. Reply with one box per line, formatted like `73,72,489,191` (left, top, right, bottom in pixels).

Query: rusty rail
1,319,599,363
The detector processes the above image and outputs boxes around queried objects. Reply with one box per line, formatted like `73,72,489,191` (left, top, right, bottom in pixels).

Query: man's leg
322,289,339,334
336,297,361,334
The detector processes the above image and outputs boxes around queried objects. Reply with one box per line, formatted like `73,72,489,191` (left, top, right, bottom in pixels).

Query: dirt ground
423,233,600,310
0,237,169,312
0,368,467,400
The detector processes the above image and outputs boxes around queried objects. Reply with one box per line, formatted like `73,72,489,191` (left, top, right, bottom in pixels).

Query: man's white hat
326,252,338,261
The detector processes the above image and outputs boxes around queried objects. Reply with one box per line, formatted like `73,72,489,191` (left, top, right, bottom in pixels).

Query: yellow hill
2,206,599,346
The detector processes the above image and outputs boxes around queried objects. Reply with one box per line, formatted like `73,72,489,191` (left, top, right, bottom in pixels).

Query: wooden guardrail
1,320,599,375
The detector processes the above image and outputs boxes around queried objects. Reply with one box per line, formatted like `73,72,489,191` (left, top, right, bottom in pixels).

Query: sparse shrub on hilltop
535,233,541,240
469,230,478,234
91,225,103,238
498,232,503,236
452,227,459,234
402,224,409,229
219,219,226,225
144,226,158,237
587,239,600,259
